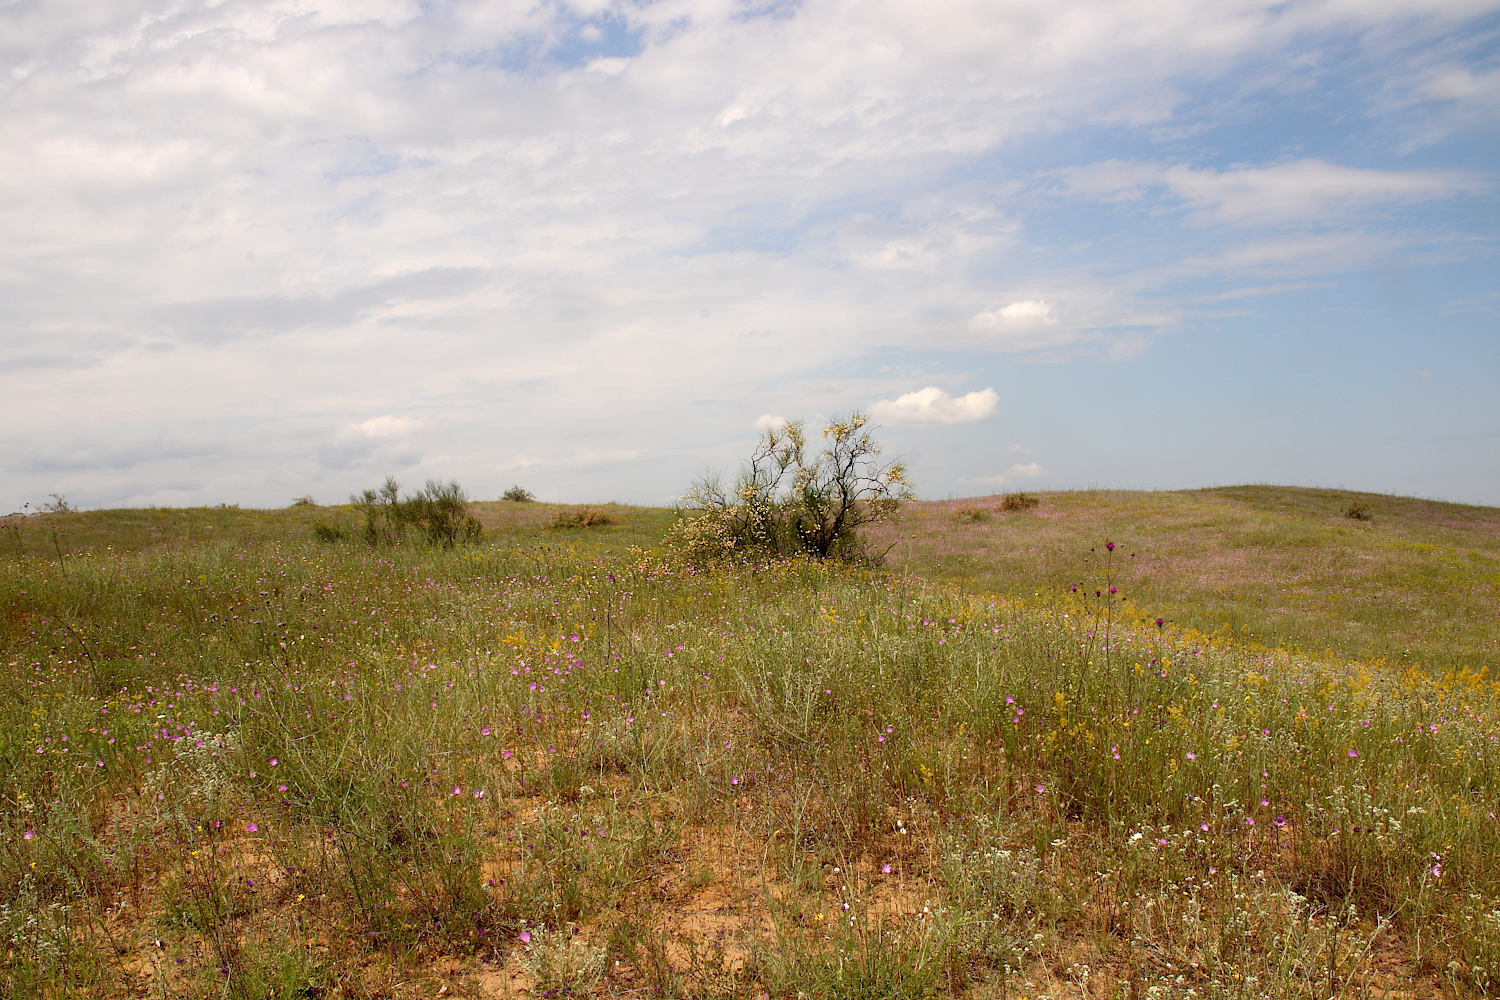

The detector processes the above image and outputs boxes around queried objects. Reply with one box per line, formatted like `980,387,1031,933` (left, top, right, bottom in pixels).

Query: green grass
1,487,1496,998
882,485,1500,679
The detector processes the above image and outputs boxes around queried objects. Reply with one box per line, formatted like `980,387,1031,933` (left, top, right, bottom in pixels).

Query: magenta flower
481,725,491,737
519,930,531,944
1106,541,1115,552
245,822,259,834
881,863,892,874
22,830,35,841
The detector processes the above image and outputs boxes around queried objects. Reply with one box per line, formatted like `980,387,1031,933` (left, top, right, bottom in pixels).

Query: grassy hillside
2,488,1496,999
884,486,1500,679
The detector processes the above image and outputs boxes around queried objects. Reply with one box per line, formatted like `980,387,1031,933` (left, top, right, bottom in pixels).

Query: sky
3,0,1498,512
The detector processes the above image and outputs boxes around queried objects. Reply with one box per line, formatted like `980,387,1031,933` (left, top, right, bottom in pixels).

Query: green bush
1000,492,1039,512
351,477,483,548
502,485,536,502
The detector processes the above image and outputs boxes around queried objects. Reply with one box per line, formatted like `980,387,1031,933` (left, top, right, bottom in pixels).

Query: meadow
2,488,1497,999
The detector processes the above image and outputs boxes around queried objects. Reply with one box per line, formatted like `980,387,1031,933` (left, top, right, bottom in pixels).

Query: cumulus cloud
970,300,1058,330
1008,462,1046,478
869,387,998,427
752,413,789,432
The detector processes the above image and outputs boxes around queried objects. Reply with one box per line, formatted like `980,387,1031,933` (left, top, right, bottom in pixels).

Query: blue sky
2,0,1497,510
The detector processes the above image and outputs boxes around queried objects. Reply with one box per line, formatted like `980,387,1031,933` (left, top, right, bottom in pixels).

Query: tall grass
1,492,1496,997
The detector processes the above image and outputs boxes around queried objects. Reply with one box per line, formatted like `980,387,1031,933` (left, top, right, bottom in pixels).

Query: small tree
673,413,912,563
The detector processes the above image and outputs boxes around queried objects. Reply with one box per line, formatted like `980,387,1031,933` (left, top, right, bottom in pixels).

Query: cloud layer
3,0,1497,508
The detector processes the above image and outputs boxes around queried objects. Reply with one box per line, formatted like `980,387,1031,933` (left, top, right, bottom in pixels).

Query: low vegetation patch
1000,491,1040,511
548,505,615,529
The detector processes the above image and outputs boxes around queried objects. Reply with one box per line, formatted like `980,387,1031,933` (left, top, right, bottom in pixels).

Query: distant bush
548,506,615,530
352,477,483,548
954,505,989,523
42,493,75,513
311,522,347,543
502,485,537,503
1001,492,1040,512
1345,501,1372,522
290,495,317,507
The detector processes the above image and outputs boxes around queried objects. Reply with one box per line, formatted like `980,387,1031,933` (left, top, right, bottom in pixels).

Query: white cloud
869,387,998,427
1008,462,1046,478
356,415,417,439
752,413,789,432
970,300,1058,330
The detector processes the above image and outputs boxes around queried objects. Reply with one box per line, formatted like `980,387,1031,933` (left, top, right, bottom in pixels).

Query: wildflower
519,930,531,944
481,725,491,736
1348,749,1358,758
1186,752,1196,760
1274,816,1287,828
1200,823,1210,832
22,830,34,841
881,864,892,874
1106,541,1115,552
245,822,258,833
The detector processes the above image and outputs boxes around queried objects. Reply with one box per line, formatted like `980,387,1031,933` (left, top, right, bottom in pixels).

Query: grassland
2,488,1497,999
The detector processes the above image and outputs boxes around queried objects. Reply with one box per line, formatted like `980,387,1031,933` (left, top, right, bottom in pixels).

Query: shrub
675,412,912,563
548,507,615,530
1345,501,1372,521
954,504,989,522
403,479,484,547
289,495,317,507
1000,492,1040,512
502,485,537,503
311,522,346,543
521,925,605,997
351,477,483,548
